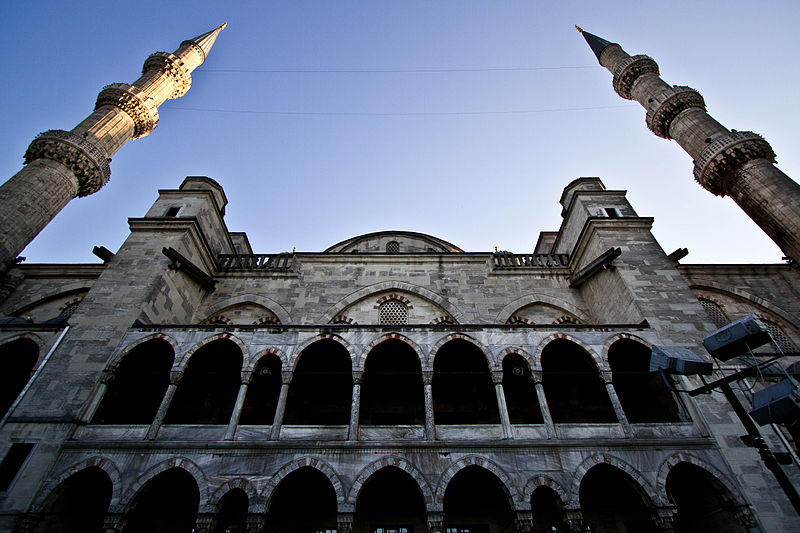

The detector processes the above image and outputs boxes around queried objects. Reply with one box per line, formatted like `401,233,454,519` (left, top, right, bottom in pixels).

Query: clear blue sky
1,1,798,264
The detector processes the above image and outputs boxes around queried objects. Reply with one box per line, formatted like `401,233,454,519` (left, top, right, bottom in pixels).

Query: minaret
577,27,800,263
0,23,227,274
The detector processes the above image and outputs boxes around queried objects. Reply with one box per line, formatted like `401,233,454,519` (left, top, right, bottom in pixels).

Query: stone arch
244,347,289,373
208,478,263,513
104,333,179,378
29,456,123,513
522,475,569,509
0,331,44,362
430,333,494,369
434,456,522,510
120,457,211,512
290,333,356,370
10,285,92,317
320,281,465,324
600,332,652,365
496,294,587,324
358,332,427,371
173,332,249,372
198,293,292,325
570,454,656,508
533,333,605,371
348,456,434,509
261,457,346,511
690,283,797,328
655,453,747,508
498,347,535,373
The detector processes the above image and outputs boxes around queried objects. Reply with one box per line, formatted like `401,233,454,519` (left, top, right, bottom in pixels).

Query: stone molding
692,131,775,195
612,54,659,100
24,129,111,197
95,83,159,139
645,86,705,139
142,52,192,99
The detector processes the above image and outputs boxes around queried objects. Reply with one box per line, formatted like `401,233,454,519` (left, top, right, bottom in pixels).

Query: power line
163,104,633,117
200,65,602,74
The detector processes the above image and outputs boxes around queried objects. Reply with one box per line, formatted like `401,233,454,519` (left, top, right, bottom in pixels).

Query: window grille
59,300,81,319
386,241,400,254
762,319,799,354
379,299,408,324
699,299,728,329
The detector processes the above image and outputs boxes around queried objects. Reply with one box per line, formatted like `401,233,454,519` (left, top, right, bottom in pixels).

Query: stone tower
577,27,800,264
0,23,226,275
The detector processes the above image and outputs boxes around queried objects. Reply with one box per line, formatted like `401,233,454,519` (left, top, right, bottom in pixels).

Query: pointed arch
688,283,797,326
198,293,292,324
120,457,210,512
319,281,465,324
430,333,493,369
570,454,656,508
496,294,588,324
498,347,535,371
348,456,434,508
10,285,93,317
359,332,427,371
104,333,179,377
434,456,521,510
522,475,569,509
209,478,262,512
291,333,356,370
0,332,45,356
244,347,288,373
260,457,346,511
29,456,122,513
533,333,605,371
600,332,652,364
174,332,249,371
656,453,747,508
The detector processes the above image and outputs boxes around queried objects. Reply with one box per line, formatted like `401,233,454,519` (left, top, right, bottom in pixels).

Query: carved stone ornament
645,86,706,139
95,83,159,138
24,129,111,197
612,54,660,100
693,131,775,196
142,52,192,99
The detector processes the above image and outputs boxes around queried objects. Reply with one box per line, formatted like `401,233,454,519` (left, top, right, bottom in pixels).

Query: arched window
93,339,174,424
214,489,249,533
541,339,616,423
385,241,400,254
443,466,514,531
699,298,728,329
284,340,352,425
360,339,424,425
501,353,542,424
608,339,682,423
32,467,112,533
240,353,282,425
122,468,199,532
379,299,409,325
434,340,499,424
165,339,243,424
0,338,39,418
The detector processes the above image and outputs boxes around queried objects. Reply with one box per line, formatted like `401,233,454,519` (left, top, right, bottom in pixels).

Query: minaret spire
578,28,800,263
0,24,226,274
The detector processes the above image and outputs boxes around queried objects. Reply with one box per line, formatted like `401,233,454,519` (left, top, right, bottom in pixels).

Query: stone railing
492,253,569,268
217,253,295,271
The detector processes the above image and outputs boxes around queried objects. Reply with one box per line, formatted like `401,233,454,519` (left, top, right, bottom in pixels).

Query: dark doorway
666,462,746,533
531,486,566,533
265,467,337,533
214,488,249,533
33,467,112,533
354,466,426,532
122,468,199,533
443,466,515,532
579,464,657,533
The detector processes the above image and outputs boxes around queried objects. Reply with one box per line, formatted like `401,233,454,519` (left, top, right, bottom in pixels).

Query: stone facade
0,176,799,532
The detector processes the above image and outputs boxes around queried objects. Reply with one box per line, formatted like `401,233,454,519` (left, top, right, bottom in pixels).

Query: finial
218,22,227,30
575,25,584,33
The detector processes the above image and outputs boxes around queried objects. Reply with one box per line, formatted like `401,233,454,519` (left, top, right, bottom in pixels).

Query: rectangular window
164,206,181,217
0,443,34,491
604,207,621,218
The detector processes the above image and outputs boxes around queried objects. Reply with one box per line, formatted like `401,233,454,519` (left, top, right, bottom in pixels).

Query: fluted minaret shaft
578,27,800,263
0,23,226,274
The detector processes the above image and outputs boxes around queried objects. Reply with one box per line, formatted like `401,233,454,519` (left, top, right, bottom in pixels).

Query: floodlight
703,314,771,361
749,377,800,426
649,345,713,375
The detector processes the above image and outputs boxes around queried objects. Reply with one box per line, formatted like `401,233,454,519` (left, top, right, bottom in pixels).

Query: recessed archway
32,466,112,533
284,339,352,425
264,466,338,533
240,352,282,425
502,352,542,424
666,462,747,532
213,488,249,533
122,467,199,533
353,466,427,532
433,339,499,424
360,339,424,425
579,464,657,533
442,465,515,532
0,337,39,417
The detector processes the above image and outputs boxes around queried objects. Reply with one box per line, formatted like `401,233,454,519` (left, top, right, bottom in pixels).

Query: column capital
24,129,111,197
352,371,364,385
515,510,533,533
531,370,544,383
652,506,677,532
427,511,444,533
336,512,354,533
241,370,253,385
280,371,293,385
169,370,184,384
599,370,613,384
491,370,504,384
422,370,434,385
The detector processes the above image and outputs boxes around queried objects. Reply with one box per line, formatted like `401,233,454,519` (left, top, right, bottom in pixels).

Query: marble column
224,371,253,440
269,371,293,440
532,370,556,439
348,372,362,441
492,371,513,439
423,371,435,440
145,370,182,440
601,371,633,438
